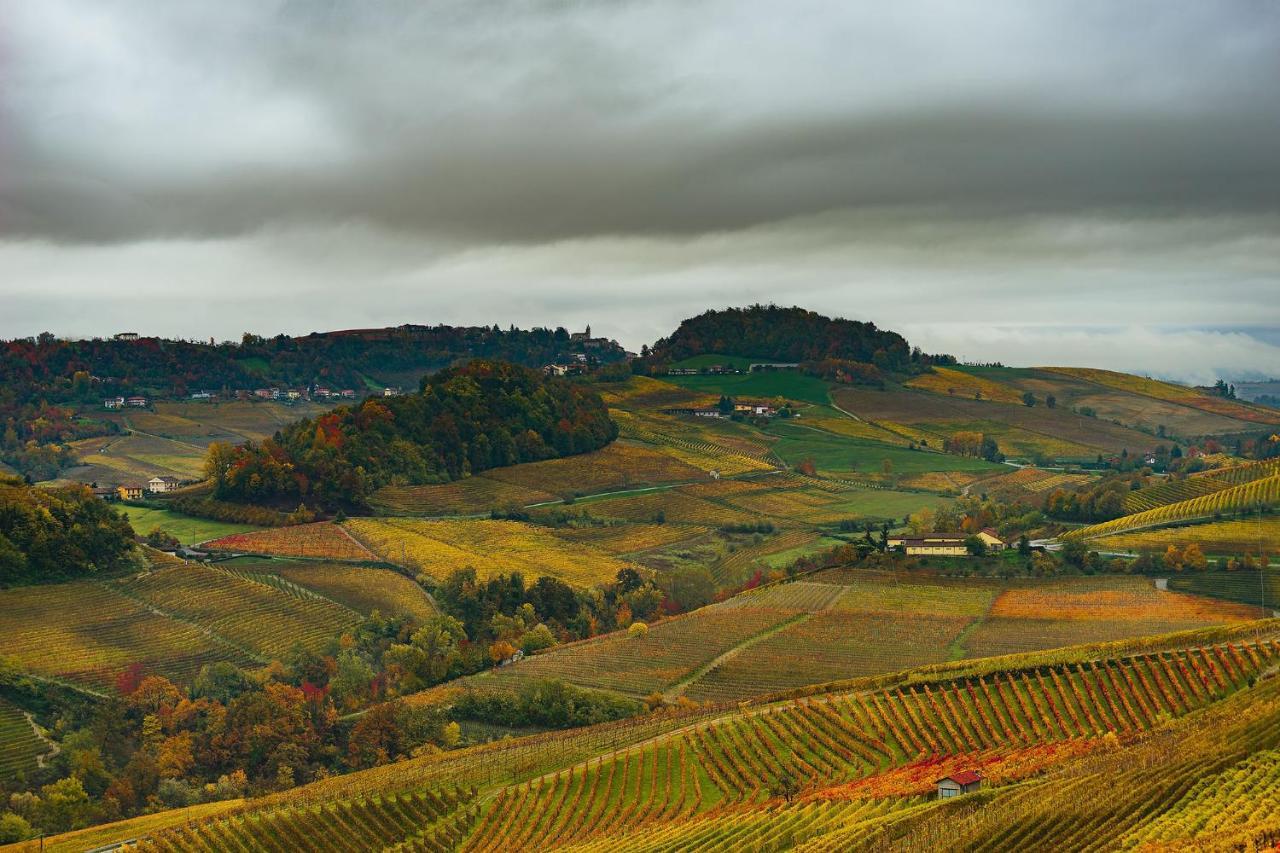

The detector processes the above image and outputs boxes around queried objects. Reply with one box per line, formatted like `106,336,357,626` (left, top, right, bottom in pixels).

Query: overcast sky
2,1,1278,382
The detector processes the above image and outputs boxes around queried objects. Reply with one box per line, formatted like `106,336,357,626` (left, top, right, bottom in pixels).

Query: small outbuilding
936,770,982,800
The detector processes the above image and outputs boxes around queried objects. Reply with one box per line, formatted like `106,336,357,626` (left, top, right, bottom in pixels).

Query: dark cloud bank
1,0,1278,381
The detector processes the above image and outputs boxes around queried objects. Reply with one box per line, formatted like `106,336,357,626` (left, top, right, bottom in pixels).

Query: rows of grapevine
552,523,710,556
370,477,551,516
710,530,819,583
1094,517,1280,558
0,581,259,692
264,561,440,621
479,606,800,696
129,787,475,852
1123,750,1280,847
482,442,706,494
202,521,377,561
585,489,763,527
682,611,970,703
461,641,1276,850
1124,476,1232,514
1199,457,1280,487
116,562,358,660
1068,474,1280,540
465,736,711,852
560,798,913,853
0,699,48,782
892,671,1280,851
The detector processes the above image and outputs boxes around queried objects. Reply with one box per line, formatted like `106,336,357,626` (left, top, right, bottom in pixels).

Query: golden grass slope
1043,367,1280,424
344,518,644,587
906,366,1025,404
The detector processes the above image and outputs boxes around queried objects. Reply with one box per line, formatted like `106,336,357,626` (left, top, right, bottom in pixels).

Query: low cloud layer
1,1,1277,378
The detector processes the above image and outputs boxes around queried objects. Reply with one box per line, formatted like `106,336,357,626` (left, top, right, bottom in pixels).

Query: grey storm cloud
3,0,1279,243
0,0,1278,382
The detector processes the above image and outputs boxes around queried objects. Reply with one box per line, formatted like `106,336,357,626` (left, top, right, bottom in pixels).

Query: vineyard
1123,476,1233,514
0,580,260,692
202,521,377,561
232,558,440,621
0,699,48,782
1093,517,1280,557
344,518,644,587
128,787,478,852
407,573,1261,708
25,620,1280,853
551,523,711,555
1068,473,1280,540
461,638,1279,851
114,562,359,660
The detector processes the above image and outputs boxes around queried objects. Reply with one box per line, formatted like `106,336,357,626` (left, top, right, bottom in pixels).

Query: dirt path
665,611,813,699
21,710,60,768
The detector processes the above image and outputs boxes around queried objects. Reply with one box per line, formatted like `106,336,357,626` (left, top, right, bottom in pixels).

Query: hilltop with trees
206,360,618,510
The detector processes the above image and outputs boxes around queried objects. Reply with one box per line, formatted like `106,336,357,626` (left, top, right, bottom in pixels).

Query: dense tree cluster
800,359,885,387
0,326,624,409
0,326,624,480
453,679,641,730
0,475,137,585
942,431,1004,462
1044,476,1132,522
640,305,946,373
207,360,618,509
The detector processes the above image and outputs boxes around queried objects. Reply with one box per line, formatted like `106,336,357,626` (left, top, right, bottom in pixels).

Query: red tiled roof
938,770,982,785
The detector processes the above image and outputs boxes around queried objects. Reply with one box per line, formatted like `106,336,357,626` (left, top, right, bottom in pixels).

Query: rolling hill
21,619,1280,852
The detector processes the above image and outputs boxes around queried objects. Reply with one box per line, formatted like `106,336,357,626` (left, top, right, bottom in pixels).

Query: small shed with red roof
936,770,982,799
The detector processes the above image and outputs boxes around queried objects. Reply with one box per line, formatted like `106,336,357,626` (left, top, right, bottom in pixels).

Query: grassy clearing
117,504,256,545
663,370,833,405
764,420,1000,475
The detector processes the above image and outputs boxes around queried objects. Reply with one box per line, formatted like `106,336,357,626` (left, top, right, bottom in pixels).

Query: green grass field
664,370,833,405
764,420,1002,475
118,504,257,545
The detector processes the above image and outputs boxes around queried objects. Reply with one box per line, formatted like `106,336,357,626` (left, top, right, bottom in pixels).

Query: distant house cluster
887,528,1007,556
667,363,744,376
106,387,358,408
662,403,777,419
103,396,148,409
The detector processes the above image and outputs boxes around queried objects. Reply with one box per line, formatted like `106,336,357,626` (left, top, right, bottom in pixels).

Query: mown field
117,504,256,545
50,620,1280,853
